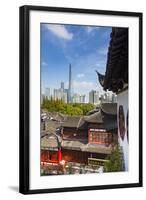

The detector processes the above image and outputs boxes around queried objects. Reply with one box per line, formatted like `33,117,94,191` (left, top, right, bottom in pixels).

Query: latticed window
89,131,111,144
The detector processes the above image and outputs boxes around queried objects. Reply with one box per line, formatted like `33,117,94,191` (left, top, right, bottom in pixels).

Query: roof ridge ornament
95,70,105,87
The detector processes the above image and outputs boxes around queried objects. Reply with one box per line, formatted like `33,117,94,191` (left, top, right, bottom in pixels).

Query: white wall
117,90,128,171
0,0,145,199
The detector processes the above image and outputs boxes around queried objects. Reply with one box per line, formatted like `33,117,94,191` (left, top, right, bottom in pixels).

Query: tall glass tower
68,64,72,103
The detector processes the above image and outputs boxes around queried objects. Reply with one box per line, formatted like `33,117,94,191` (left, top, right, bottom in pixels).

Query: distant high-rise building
73,93,80,103
61,82,64,90
53,89,62,100
104,92,112,102
60,82,64,100
68,64,73,103
63,89,68,103
53,87,68,102
53,89,58,100
94,91,99,103
89,90,99,104
45,88,50,99
80,94,86,103
99,92,117,103
57,89,62,100
89,90,94,103
41,94,45,104
72,93,86,103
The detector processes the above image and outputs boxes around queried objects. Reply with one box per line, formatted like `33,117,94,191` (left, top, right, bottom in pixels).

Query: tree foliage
41,97,95,116
104,145,125,172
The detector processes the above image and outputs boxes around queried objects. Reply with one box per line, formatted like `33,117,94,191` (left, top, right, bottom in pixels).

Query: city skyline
41,23,112,97
42,63,116,104
41,62,115,102
43,81,116,104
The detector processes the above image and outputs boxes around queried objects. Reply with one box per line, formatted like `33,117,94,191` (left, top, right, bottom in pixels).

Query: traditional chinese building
41,103,118,168
60,103,117,165
85,103,117,145
97,27,128,170
41,132,62,164
41,113,65,165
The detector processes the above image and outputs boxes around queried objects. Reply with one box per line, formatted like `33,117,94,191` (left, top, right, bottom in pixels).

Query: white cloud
42,61,48,66
73,81,95,89
86,26,100,33
98,48,108,55
45,24,73,40
77,73,85,78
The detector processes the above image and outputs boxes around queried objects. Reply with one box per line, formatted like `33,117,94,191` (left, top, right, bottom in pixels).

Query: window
89,131,111,144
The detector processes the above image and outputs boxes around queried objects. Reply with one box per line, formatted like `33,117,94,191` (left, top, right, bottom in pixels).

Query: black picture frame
19,5,143,194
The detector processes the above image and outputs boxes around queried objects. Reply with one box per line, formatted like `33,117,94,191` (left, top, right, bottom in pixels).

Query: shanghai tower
68,64,72,103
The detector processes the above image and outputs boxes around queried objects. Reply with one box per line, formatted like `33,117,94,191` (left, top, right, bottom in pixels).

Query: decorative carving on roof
97,27,128,93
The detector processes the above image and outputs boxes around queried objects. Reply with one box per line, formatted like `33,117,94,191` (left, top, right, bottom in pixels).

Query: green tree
41,99,95,116
79,103,95,115
65,104,83,115
104,145,125,172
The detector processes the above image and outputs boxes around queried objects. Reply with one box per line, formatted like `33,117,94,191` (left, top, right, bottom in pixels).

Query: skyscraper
68,64,72,103
89,90,99,104
61,82,64,90
63,89,68,103
60,82,64,100
53,89,58,100
72,93,80,103
89,90,94,104
45,88,50,99
79,94,86,103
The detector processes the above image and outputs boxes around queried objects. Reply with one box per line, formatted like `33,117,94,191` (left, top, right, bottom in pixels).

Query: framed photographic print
19,5,143,194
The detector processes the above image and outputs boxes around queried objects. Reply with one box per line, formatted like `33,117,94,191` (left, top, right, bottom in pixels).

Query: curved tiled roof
97,27,128,93
84,103,117,123
62,140,111,154
62,103,117,130
101,103,117,115
62,116,87,129
47,112,66,121
41,133,61,149
84,110,103,123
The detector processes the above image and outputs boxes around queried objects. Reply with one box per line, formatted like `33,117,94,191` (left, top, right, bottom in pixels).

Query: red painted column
58,148,62,162
48,151,50,162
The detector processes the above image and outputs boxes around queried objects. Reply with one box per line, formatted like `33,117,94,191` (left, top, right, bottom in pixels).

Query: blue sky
41,23,112,97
